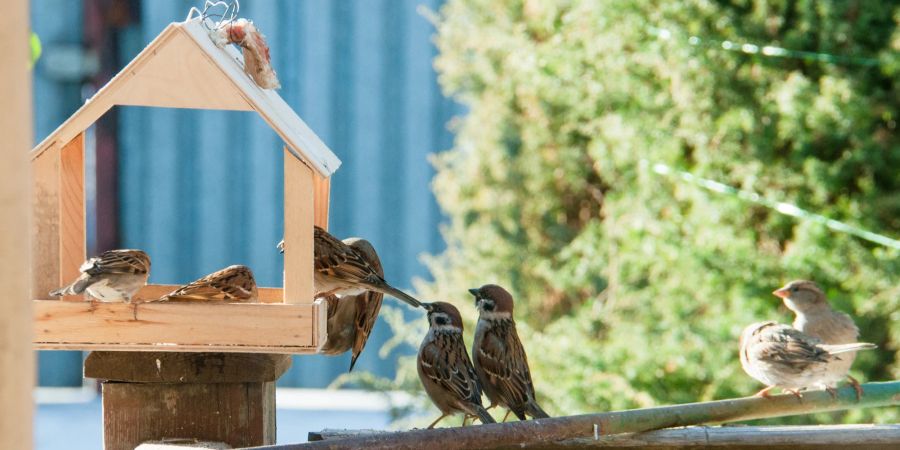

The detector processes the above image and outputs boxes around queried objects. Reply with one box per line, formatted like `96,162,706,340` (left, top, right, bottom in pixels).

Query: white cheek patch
479,311,511,320
432,324,462,333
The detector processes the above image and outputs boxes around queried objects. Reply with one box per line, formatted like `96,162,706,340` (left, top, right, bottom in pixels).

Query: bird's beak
421,302,434,312
468,288,480,305
773,287,789,299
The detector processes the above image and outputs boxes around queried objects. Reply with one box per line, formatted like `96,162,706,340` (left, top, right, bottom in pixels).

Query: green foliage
361,0,900,426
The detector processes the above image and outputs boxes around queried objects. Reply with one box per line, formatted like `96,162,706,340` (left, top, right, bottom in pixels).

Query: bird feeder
30,17,339,354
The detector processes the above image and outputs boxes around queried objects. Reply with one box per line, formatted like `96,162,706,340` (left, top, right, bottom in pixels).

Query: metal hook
186,0,241,30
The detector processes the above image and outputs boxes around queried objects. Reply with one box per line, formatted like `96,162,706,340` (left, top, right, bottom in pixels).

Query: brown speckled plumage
739,321,875,397
417,302,495,428
471,284,549,421
50,249,150,302
319,238,385,372
159,265,258,302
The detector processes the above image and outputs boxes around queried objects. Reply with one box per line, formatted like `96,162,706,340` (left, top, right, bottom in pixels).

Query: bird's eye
790,286,798,292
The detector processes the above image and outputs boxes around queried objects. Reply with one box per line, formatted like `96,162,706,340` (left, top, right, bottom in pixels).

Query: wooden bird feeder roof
30,18,341,176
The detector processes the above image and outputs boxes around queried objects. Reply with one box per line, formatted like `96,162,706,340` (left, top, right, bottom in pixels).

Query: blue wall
32,0,87,387
116,0,457,386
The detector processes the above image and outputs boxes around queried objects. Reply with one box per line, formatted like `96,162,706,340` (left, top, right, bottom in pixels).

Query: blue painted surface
31,0,86,387
116,0,457,386
36,397,392,449
31,0,457,387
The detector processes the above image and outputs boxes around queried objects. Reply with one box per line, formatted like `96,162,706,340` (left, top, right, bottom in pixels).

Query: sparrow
418,301,495,428
470,284,549,421
774,280,867,398
739,321,876,398
158,265,258,302
284,226,421,308
49,249,150,302
319,237,385,372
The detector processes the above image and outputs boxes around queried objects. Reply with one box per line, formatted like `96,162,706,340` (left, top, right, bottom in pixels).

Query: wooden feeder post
85,352,291,449
0,0,34,448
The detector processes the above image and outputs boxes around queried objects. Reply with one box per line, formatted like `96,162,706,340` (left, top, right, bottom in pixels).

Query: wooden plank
305,425,900,449
31,149,61,300
101,380,275,450
0,0,34,447
313,172,330,229
84,352,291,383
113,26,253,111
283,147,314,305
33,300,319,352
267,382,900,450
132,284,284,303
59,133,86,301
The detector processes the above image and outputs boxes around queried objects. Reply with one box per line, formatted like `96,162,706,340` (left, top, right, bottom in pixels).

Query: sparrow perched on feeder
773,280,867,398
418,302,495,428
319,237,385,372
739,321,876,398
281,226,422,308
158,265,258,302
49,249,150,302
470,284,550,421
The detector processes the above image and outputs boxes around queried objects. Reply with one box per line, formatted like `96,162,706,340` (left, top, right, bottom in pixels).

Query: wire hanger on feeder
186,0,240,30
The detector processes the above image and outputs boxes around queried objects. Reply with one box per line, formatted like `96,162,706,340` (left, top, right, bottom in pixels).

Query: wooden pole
309,424,900,450
85,352,292,450
268,381,900,450
0,0,34,449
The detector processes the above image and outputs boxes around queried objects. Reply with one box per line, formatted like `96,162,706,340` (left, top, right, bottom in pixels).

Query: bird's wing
83,250,150,276
748,325,830,373
346,238,385,370
314,227,384,286
420,334,482,405
476,321,536,406
163,265,257,302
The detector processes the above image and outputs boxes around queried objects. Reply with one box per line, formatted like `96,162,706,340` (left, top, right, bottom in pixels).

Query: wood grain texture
283,148,314,306
101,380,275,450
113,26,253,111
31,149,60,300
33,300,321,353
274,382,900,450
0,0,34,447
84,352,292,383
313,172,330,230
59,133,86,301
307,425,900,449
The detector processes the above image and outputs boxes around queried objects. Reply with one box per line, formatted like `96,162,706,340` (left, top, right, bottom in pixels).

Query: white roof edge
179,19,341,176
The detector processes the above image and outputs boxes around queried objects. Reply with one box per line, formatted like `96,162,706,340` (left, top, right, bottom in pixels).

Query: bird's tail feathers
823,342,877,355
49,276,91,297
348,353,361,372
474,406,496,425
525,401,550,419
376,285,422,308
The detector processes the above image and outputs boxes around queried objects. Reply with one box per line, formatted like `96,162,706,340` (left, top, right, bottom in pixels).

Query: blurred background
32,0,900,448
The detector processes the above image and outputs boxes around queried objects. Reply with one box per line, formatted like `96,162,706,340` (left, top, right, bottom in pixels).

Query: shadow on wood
87,352,291,450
